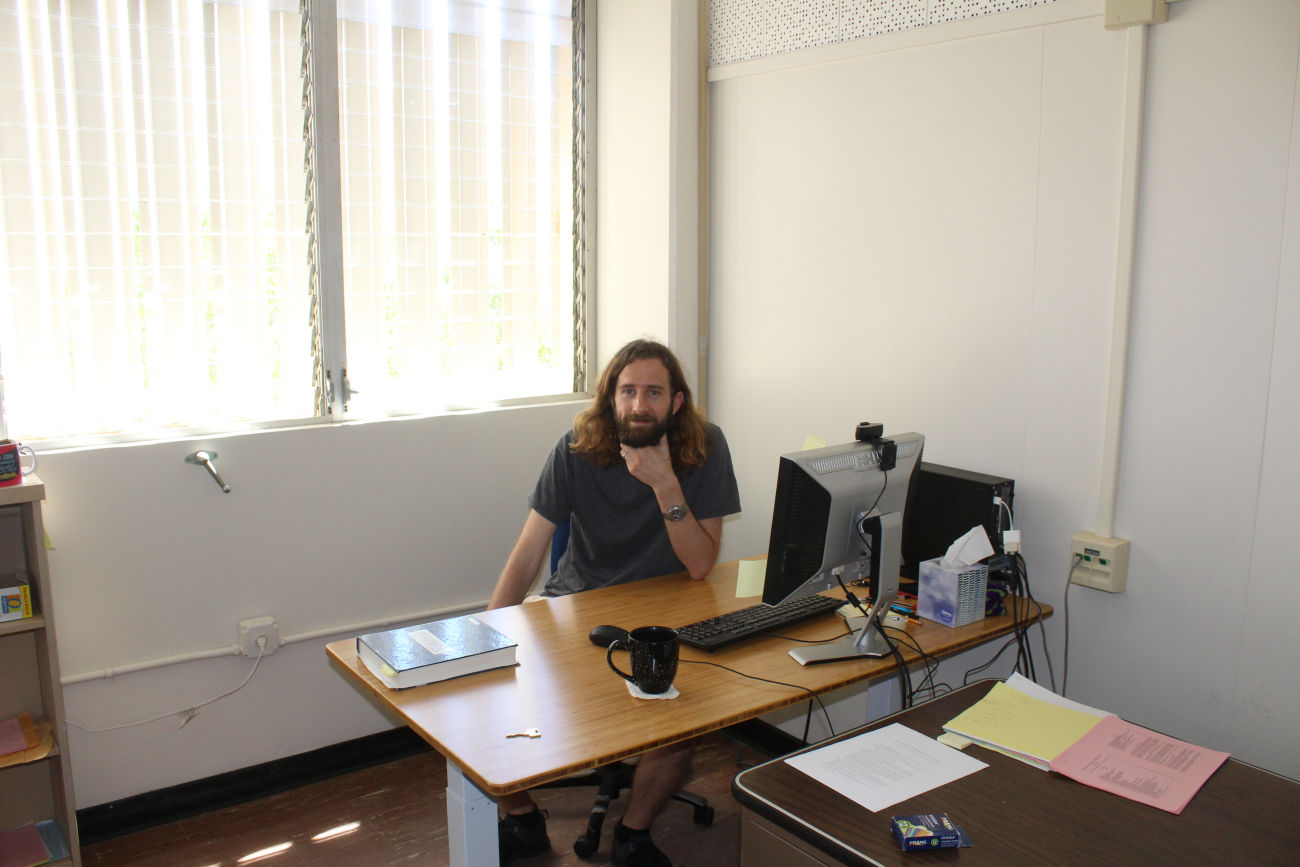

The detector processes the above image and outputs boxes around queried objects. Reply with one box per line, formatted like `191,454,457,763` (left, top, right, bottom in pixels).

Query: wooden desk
733,679,1300,866
326,560,1051,867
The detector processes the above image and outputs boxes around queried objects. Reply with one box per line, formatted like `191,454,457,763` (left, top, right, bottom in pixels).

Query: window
0,0,587,445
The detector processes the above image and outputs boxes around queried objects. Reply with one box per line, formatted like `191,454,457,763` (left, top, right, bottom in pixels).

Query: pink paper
1049,714,1229,814
0,822,49,867
0,717,27,756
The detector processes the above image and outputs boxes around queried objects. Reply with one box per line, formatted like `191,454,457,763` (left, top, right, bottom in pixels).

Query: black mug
606,626,679,695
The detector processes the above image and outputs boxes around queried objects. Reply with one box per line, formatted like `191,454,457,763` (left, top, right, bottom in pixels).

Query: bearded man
488,337,741,867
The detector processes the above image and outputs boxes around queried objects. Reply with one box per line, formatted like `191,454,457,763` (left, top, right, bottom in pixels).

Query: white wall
49,402,579,806
707,0,1300,779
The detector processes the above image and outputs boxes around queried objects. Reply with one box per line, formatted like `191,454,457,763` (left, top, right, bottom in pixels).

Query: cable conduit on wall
1096,23,1149,538
61,601,482,685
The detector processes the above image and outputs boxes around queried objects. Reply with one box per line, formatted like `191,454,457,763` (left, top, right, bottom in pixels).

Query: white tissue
626,681,679,700
941,525,995,568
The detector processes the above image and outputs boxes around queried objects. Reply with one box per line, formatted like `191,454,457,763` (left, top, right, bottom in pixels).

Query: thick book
356,614,517,689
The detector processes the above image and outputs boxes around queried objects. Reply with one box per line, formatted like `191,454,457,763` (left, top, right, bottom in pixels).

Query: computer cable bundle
1009,554,1039,681
960,497,1058,692
961,556,1055,688
836,577,912,710
991,497,1058,689
881,625,950,705
1012,552,1057,691
962,632,1026,684
990,497,1039,682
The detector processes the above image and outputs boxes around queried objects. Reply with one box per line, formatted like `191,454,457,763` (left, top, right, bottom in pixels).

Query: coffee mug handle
18,445,36,475
606,640,636,685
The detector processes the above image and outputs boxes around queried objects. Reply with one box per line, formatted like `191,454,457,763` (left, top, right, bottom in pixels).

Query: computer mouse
589,624,629,648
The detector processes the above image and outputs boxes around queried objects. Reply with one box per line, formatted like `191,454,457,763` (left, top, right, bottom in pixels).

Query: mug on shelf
0,440,37,487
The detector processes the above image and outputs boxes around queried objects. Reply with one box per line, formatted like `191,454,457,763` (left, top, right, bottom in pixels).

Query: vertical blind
0,0,581,443
332,0,577,416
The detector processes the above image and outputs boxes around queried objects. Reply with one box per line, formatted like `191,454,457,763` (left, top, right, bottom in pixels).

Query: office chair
538,519,715,857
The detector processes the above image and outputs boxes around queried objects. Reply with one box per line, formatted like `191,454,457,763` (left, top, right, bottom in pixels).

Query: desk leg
446,762,498,867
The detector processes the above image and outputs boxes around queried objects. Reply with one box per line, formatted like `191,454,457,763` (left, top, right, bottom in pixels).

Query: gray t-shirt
530,423,741,596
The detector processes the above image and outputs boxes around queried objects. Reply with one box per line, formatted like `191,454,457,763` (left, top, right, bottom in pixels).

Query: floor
81,730,771,867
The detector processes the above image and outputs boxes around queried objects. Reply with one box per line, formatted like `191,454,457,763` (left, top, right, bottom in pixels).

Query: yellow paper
802,434,827,451
942,681,1104,765
0,717,54,769
735,559,766,598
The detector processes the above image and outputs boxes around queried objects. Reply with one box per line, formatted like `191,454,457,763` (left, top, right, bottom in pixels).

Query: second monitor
762,429,925,664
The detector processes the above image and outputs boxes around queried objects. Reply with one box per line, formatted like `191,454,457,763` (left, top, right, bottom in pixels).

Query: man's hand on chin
620,435,674,490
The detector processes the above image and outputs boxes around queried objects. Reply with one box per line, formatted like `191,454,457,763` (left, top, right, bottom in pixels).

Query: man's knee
644,739,694,769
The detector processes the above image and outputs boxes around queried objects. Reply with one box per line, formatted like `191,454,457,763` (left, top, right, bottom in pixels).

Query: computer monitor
762,429,925,664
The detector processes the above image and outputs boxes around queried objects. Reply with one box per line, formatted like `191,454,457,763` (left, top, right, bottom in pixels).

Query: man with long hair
489,338,741,867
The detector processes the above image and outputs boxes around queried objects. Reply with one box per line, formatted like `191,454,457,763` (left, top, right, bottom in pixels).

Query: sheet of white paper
784,723,988,812
1004,672,1108,718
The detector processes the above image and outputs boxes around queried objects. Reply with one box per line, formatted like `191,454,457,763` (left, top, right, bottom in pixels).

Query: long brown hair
571,339,711,469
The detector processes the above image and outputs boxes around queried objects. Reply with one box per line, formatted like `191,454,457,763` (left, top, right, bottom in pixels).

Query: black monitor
762,429,924,663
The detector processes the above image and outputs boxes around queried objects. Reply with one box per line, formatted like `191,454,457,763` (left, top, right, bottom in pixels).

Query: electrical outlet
1070,532,1131,593
238,616,280,658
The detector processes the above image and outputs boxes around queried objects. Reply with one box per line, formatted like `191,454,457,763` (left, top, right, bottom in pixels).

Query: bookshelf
1,474,80,866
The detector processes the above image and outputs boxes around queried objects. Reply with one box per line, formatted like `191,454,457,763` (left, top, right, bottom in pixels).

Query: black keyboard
677,593,844,651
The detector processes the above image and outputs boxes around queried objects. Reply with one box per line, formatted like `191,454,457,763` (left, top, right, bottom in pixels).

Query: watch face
665,505,688,522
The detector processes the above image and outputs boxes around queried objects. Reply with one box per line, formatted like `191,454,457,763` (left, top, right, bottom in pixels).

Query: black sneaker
498,808,551,864
611,829,671,867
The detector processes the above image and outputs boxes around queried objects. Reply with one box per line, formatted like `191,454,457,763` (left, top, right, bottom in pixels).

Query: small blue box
890,813,973,850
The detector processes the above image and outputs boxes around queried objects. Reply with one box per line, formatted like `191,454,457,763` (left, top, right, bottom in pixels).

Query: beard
616,412,673,448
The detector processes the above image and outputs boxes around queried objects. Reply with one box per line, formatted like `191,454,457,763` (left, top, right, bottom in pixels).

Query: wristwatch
662,504,689,522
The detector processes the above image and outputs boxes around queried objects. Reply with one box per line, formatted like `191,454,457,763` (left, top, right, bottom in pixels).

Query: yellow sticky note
735,559,766,598
802,434,827,451
938,731,973,750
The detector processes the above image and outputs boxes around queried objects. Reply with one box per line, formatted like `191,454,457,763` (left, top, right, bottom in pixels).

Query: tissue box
918,558,987,628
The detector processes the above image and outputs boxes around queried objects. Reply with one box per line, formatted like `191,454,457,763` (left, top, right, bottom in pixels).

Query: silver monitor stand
789,512,901,665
